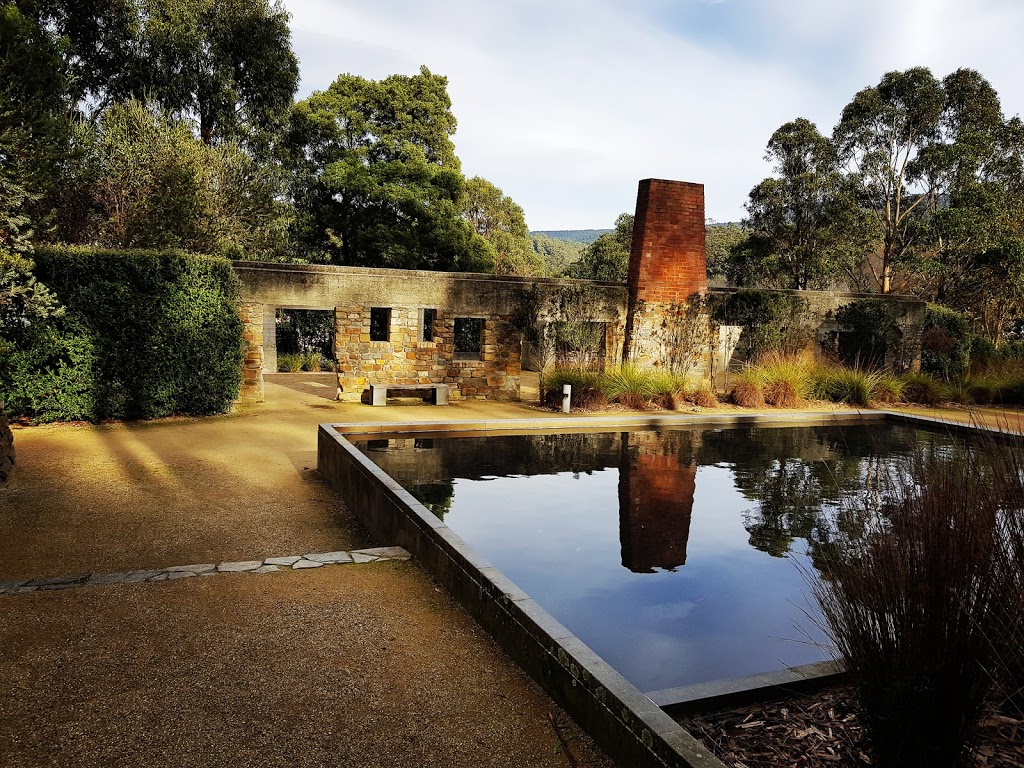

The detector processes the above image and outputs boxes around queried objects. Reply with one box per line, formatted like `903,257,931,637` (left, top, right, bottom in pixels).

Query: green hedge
0,246,243,422
920,303,971,381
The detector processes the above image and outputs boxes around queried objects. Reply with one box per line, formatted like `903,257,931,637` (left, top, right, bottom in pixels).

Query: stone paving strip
0,547,411,596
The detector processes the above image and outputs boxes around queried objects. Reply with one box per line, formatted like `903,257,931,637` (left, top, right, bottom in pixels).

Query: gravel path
0,377,614,767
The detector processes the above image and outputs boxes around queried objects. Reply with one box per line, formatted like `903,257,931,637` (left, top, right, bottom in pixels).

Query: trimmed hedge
921,303,971,381
0,246,243,422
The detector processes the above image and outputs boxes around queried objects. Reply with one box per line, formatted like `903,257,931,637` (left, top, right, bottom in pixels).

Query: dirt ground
0,374,614,768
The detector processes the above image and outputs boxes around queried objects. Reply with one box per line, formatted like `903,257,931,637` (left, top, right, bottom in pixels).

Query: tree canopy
461,176,542,275
285,67,492,271
730,118,875,290
567,213,634,282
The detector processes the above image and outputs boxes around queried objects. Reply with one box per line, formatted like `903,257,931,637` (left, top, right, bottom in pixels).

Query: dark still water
354,423,957,693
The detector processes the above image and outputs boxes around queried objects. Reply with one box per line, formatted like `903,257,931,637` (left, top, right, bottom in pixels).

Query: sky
285,0,1024,230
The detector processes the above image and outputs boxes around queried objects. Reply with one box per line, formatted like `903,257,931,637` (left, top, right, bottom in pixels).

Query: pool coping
316,408,994,768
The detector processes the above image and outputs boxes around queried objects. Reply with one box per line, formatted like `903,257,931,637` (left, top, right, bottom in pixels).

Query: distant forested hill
530,229,612,245
531,233,585,276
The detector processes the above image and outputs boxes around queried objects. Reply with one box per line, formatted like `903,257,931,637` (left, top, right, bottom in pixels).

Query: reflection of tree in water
698,425,927,559
409,481,455,521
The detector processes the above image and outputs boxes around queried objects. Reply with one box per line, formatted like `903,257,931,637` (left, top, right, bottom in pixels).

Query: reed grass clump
811,432,1024,767
541,366,607,410
729,366,766,408
277,353,303,372
601,364,660,409
751,352,815,407
901,372,942,405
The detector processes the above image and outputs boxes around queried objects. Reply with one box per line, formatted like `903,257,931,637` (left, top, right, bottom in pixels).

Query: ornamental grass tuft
809,432,1024,768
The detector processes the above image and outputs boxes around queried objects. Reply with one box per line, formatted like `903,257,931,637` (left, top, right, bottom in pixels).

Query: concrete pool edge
318,410,909,767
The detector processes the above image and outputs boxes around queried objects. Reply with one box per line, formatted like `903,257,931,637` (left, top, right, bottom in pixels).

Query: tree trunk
0,406,14,489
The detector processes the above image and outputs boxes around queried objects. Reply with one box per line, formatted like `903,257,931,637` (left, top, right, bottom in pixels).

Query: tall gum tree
833,67,945,293
733,118,875,290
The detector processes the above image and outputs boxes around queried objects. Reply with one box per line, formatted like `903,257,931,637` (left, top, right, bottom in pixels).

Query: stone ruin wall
332,305,523,402
232,263,626,403
232,177,927,402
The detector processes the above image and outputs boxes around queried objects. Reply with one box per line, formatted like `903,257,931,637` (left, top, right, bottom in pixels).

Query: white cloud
285,0,1024,229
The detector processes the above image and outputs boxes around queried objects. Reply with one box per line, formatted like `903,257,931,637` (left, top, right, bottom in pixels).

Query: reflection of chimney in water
618,431,696,573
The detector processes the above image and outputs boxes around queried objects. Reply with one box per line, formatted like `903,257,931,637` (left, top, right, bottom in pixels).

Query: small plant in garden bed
278,353,303,372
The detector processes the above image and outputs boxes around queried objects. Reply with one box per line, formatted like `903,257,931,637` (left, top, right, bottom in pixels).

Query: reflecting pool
354,423,958,693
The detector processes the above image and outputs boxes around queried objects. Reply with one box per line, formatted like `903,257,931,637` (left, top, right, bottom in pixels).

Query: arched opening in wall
275,309,336,373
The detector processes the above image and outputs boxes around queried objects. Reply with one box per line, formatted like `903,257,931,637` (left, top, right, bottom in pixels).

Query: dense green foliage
921,304,972,380
834,299,904,369
462,177,542,275
730,119,875,289
566,213,633,282
530,233,584,276
710,289,812,358
285,67,492,271
530,229,611,245
730,66,1024,345
704,222,748,279
0,247,243,422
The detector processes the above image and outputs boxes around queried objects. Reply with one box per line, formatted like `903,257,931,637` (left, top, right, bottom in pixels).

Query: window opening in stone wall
275,308,336,372
370,307,391,342
454,317,484,359
551,320,606,369
422,308,436,342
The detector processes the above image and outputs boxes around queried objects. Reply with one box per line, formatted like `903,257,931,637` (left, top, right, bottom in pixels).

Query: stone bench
369,383,449,406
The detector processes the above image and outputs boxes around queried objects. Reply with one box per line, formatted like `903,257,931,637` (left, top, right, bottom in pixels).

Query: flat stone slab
0,546,412,595
264,556,301,566
26,574,89,588
352,547,411,561
166,563,216,574
303,551,353,564
217,561,264,573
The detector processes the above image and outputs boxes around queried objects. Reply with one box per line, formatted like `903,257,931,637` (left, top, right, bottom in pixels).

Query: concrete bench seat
370,383,449,406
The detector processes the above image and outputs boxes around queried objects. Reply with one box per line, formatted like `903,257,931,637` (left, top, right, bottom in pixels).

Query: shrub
601,364,662,409
277,353,303,372
940,379,973,405
301,351,322,372
901,372,942,406
835,299,903,370
810,440,1013,768
1,246,243,422
688,385,719,409
542,367,607,410
921,304,971,381
729,366,766,408
710,289,812,359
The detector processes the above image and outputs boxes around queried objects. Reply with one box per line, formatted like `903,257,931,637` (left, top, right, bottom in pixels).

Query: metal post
562,384,572,414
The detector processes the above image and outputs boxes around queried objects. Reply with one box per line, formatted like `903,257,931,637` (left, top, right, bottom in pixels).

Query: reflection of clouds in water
641,600,697,623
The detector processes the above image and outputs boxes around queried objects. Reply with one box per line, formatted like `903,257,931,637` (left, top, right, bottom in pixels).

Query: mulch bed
680,685,1024,767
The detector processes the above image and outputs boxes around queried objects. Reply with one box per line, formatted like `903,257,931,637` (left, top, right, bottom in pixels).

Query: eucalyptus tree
137,0,299,150
461,176,542,275
732,118,875,290
567,213,634,283
833,67,946,293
